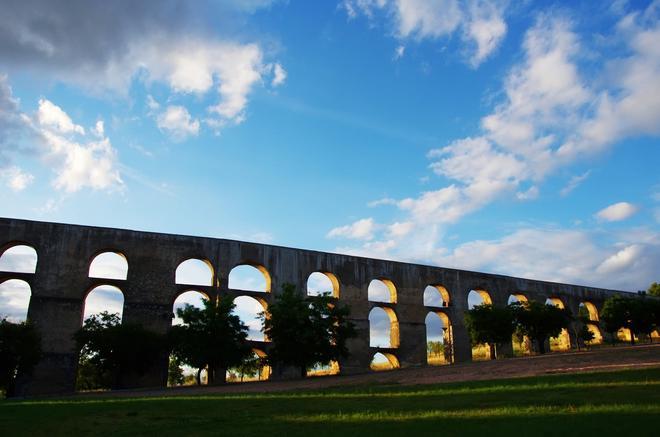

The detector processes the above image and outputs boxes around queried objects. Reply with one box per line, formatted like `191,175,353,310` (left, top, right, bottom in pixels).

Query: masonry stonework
0,218,629,395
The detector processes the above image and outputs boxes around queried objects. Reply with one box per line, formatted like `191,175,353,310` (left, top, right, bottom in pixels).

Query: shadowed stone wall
0,217,632,395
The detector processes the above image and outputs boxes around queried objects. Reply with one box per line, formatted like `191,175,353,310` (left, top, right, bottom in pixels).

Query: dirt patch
73,343,660,399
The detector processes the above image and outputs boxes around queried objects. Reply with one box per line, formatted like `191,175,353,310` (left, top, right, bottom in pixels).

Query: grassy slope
1,368,659,436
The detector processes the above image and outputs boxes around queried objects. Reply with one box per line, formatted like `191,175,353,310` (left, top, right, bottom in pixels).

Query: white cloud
156,105,200,141
327,217,378,240
342,0,508,67
367,197,397,207
271,63,287,87
36,99,85,135
393,45,406,60
596,244,644,275
516,185,539,201
595,202,639,222
560,170,590,196
1,166,34,191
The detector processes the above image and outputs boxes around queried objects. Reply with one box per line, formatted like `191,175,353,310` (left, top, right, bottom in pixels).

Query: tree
600,295,630,345
577,324,595,348
649,282,660,297
230,352,263,382
464,304,515,359
74,312,165,390
170,297,251,385
0,318,41,397
262,283,357,377
167,355,185,387
510,301,571,354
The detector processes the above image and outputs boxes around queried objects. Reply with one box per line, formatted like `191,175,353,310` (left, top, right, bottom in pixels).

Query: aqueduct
0,217,632,395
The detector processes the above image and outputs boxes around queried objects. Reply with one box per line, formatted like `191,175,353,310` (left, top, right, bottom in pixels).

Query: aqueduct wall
0,217,631,395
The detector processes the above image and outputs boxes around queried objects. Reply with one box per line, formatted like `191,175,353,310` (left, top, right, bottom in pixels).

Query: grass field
1,367,659,436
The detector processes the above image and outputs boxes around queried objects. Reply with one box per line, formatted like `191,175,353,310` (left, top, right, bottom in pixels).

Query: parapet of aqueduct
0,217,629,395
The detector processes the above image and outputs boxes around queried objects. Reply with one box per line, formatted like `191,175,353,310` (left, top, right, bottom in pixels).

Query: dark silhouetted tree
170,297,251,385
648,282,660,297
75,312,165,390
168,355,185,386
464,304,515,359
0,318,41,397
510,301,571,354
262,283,357,377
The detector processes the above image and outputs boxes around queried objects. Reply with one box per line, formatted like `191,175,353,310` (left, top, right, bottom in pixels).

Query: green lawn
2,368,659,436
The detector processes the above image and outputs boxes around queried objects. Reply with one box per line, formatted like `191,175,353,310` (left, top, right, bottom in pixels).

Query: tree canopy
262,283,356,377
0,318,41,397
464,304,515,359
74,312,165,390
170,296,251,385
510,301,572,354
648,282,660,297
600,295,660,345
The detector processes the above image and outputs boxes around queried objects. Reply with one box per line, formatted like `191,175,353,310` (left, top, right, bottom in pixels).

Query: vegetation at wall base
1,367,659,436
0,318,41,397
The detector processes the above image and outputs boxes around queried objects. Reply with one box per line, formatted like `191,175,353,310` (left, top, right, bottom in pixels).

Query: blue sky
1,0,659,293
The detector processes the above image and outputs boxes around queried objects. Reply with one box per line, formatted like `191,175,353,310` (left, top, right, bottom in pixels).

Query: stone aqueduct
1,218,629,395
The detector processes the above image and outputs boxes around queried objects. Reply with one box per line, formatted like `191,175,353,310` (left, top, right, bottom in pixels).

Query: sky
1,0,659,298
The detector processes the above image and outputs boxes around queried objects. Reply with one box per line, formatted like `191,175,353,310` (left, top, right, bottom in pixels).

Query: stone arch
228,264,271,292
368,278,397,304
423,284,450,307
579,301,599,322
306,271,340,298
369,306,399,348
545,297,571,351
307,360,340,377
83,284,125,322
370,352,399,371
468,288,492,309
0,243,38,274
175,258,214,286
425,311,452,365
88,251,128,280
232,295,268,341
172,290,209,325
0,278,32,322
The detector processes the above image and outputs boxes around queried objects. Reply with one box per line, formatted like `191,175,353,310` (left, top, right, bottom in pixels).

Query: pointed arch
468,289,492,309
83,284,125,322
0,244,38,274
228,264,271,292
425,311,453,365
369,306,399,348
508,294,531,356
307,271,340,298
175,258,214,286
423,285,450,307
546,298,571,351
579,301,599,322
232,295,268,341
368,279,397,303
172,290,209,326
0,279,32,322
370,352,399,371
89,251,128,280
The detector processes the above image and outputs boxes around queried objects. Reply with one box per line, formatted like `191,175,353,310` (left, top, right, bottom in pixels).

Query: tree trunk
300,366,307,378
630,329,635,346
196,368,202,386
489,343,496,360
537,337,546,355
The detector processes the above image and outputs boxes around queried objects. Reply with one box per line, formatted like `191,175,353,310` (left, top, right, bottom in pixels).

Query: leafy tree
577,324,595,348
510,301,571,354
464,304,515,359
599,295,659,345
170,297,251,385
262,283,357,377
600,295,630,345
167,355,185,386
0,318,41,397
649,282,660,297
230,352,264,382
74,312,165,390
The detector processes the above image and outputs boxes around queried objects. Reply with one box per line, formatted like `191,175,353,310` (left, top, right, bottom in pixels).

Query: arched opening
306,271,339,298
83,285,125,322
425,312,452,365
579,302,599,322
546,297,571,351
369,306,399,348
232,295,267,341
586,324,603,345
468,289,492,361
172,290,208,325
227,349,272,383
423,285,450,307
175,258,214,286
89,251,128,280
370,352,399,371
228,264,271,292
0,279,32,322
508,294,532,356
0,244,38,274
307,361,340,377
368,279,397,303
